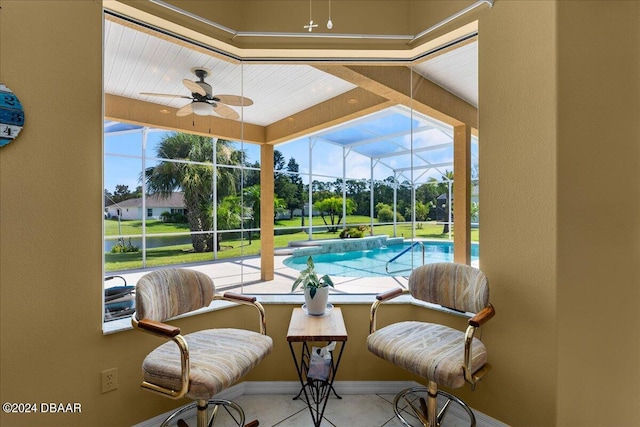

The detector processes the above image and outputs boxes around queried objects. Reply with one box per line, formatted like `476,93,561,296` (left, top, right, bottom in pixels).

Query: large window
104,125,261,270
271,107,479,242
103,13,479,322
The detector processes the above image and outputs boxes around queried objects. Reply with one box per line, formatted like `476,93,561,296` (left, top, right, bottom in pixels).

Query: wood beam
314,64,478,129
105,94,265,144
264,88,394,145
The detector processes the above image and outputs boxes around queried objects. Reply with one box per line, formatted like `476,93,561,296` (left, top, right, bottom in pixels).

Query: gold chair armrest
463,304,495,387
369,288,408,334
216,292,267,335
131,315,190,399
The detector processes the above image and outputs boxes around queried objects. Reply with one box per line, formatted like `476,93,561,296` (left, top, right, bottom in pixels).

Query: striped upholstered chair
131,268,272,427
367,263,495,427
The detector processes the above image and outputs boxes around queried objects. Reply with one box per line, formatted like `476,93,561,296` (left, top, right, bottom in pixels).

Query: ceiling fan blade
212,103,240,120
140,92,192,99
182,79,207,96
214,94,254,107
176,103,194,117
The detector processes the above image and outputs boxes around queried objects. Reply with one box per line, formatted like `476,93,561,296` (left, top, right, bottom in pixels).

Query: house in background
105,193,185,220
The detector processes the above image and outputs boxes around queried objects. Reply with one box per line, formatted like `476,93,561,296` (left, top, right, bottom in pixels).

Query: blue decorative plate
0,84,25,148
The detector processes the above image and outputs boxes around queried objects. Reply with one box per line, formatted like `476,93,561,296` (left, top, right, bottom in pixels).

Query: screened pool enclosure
103,12,479,294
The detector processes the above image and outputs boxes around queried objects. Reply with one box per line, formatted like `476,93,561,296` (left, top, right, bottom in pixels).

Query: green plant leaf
309,271,319,284
292,255,334,293
291,276,303,292
321,274,334,287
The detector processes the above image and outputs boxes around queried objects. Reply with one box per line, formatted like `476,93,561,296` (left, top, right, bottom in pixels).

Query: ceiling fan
141,67,253,120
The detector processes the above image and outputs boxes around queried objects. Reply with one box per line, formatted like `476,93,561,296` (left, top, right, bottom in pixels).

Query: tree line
106,132,473,253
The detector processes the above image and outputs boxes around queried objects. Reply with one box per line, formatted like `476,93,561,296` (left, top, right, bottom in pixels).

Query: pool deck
107,254,411,295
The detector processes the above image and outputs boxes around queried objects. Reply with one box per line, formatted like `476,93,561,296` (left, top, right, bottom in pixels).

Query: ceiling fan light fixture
192,101,212,116
140,68,252,119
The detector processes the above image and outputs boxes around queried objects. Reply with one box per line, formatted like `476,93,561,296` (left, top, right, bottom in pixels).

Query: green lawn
104,219,190,236
274,215,374,228
104,217,478,272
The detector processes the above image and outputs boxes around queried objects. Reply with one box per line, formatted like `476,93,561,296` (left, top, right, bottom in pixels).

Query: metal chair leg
393,385,477,426
159,399,256,427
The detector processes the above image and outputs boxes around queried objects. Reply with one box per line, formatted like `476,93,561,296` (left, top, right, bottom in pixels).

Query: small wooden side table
287,307,348,427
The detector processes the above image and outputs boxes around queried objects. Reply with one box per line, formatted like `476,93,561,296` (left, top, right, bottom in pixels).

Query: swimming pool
283,241,479,277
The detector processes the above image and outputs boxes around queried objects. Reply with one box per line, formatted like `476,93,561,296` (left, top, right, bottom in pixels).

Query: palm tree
243,184,287,237
145,132,240,252
428,170,454,234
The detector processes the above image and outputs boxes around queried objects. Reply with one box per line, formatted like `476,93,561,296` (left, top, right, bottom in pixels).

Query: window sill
102,299,238,335
102,293,471,335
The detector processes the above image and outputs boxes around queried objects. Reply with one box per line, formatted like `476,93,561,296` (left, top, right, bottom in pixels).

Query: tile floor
177,393,488,427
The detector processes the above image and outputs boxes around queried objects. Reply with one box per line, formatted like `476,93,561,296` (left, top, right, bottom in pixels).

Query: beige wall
1,1,639,426
555,1,640,425
479,1,560,423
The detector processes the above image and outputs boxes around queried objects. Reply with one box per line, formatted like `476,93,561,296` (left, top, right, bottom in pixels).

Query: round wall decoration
0,83,25,148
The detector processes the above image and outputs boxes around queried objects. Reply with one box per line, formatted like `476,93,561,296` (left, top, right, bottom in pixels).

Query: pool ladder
385,241,425,274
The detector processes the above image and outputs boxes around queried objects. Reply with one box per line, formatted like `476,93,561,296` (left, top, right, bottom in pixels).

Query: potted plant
291,256,334,315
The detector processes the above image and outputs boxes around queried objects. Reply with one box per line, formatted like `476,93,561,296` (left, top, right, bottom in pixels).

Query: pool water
284,241,479,277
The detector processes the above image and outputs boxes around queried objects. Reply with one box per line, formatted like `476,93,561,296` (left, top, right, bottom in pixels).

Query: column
453,124,471,264
260,144,274,280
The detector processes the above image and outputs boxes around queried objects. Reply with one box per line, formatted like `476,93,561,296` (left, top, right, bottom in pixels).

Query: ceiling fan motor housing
192,68,213,97
193,89,214,104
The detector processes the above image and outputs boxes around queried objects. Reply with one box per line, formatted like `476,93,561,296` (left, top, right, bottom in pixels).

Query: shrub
339,225,369,238
349,229,364,238
110,238,140,253
375,202,391,215
377,207,405,223
160,211,187,223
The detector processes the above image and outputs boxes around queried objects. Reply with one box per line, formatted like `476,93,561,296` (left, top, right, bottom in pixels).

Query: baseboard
133,381,508,427
235,380,422,396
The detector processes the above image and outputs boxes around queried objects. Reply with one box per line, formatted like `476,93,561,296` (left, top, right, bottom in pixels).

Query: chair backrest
135,268,215,322
408,262,489,313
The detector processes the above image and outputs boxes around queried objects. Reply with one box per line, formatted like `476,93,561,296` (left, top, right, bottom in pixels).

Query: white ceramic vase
304,286,329,316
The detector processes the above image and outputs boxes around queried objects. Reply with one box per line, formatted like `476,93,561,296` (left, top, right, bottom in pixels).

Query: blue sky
104,120,477,195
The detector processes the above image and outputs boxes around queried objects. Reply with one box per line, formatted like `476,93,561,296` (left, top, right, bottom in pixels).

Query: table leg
289,341,346,427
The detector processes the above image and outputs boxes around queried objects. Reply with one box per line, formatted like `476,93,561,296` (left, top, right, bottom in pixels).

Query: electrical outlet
101,368,118,393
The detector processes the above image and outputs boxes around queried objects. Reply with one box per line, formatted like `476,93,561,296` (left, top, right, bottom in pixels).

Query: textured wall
2,1,639,426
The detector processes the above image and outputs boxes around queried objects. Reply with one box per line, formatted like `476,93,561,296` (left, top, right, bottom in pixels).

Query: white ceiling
412,41,478,108
104,18,478,128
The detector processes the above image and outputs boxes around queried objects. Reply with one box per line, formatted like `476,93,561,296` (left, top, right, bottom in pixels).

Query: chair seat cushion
142,328,273,400
367,321,487,389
